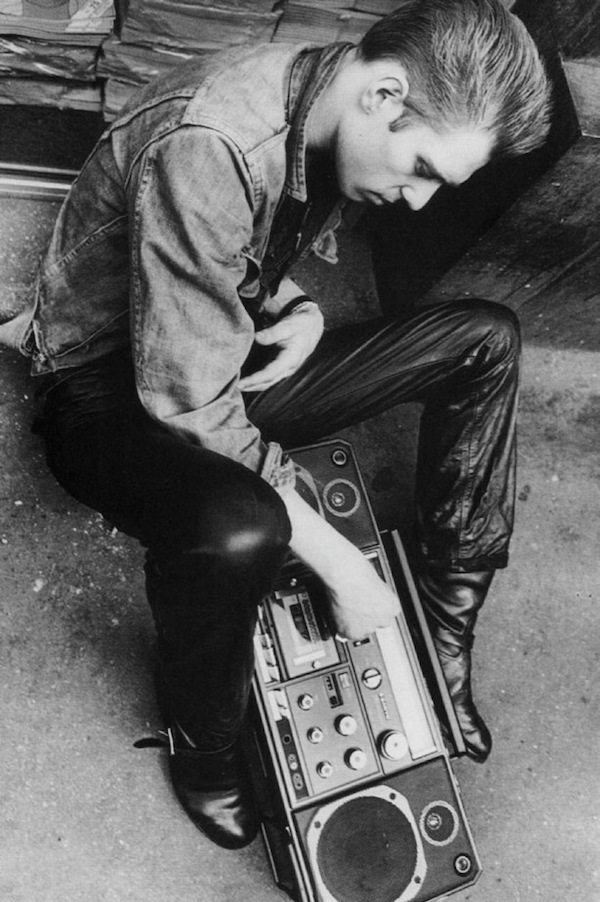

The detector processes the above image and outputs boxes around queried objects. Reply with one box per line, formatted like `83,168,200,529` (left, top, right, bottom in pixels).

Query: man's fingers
240,307,324,390
239,359,293,391
253,322,292,346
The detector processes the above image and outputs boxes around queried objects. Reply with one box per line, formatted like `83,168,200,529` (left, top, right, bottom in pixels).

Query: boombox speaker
249,441,481,902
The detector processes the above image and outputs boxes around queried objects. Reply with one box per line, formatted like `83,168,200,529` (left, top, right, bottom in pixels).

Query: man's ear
361,69,410,121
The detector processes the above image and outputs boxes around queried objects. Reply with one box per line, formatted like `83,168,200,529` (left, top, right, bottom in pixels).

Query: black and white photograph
0,2,597,900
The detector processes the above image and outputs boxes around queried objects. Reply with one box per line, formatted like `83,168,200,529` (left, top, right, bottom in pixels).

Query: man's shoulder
182,43,311,149
117,42,311,151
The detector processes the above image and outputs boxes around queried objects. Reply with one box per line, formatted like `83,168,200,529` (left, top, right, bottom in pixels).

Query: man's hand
238,302,324,393
281,486,400,642
324,553,400,641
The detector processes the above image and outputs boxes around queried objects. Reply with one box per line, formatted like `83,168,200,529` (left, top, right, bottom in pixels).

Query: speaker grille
323,478,361,518
315,796,418,902
420,801,459,846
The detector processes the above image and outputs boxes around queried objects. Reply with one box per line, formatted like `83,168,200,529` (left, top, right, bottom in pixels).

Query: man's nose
404,181,441,211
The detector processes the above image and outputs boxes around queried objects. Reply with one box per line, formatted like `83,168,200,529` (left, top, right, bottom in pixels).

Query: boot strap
134,729,236,759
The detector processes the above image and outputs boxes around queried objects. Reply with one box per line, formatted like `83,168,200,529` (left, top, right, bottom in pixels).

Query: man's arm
282,487,400,640
130,126,266,469
129,127,396,637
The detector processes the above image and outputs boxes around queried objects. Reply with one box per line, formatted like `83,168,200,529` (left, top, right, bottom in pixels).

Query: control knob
335,714,358,736
316,761,334,779
378,730,409,761
345,748,368,771
362,667,383,690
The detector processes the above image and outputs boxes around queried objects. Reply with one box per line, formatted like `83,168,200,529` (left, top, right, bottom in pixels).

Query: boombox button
379,730,409,761
298,693,314,711
454,855,473,876
335,714,358,736
345,748,368,771
331,448,348,466
316,761,334,779
292,773,304,791
307,727,324,744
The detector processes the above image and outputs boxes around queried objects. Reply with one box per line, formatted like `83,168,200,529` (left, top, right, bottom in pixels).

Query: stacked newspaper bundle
0,0,115,44
271,0,394,44
340,0,403,12
119,0,281,51
0,75,101,110
0,36,97,80
0,0,395,118
0,0,116,110
99,35,199,118
100,0,282,118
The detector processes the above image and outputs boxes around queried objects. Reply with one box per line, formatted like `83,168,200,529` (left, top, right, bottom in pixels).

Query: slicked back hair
358,0,552,158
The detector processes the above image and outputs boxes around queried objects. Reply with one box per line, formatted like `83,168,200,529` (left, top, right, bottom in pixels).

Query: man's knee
180,465,292,572
461,299,521,362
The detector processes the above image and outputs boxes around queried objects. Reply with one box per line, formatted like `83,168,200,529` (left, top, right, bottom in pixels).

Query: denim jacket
24,41,350,483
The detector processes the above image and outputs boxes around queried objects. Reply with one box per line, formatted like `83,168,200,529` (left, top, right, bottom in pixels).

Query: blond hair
359,0,552,158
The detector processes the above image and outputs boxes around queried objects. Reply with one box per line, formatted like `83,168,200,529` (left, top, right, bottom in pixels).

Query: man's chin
348,188,382,205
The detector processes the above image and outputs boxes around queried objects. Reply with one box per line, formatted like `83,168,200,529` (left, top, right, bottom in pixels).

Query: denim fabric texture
24,42,350,482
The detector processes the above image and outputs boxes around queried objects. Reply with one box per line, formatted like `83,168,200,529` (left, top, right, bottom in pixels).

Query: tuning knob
316,761,334,779
335,714,358,736
345,748,368,771
378,730,409,761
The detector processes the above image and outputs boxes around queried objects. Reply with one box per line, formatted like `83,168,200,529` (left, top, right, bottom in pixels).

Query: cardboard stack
99,0,282,119
0,0,116,110
0,0,396,119
271,0,398,44
0,0,115,42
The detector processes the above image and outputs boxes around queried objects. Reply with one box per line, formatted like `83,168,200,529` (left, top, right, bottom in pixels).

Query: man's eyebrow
417,155,455,187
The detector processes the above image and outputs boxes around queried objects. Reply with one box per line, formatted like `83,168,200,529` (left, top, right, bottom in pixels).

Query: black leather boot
166,723,258,850
417,569,494,763
148,591,260,849
142,476,289,849
146,528,283,849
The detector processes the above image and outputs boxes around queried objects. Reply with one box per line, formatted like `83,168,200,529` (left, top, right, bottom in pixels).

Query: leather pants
35,297,520,745
35,351,291,747
248,297,520,572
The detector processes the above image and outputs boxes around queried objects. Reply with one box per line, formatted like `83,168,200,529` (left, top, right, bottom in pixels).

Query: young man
23,0,551,849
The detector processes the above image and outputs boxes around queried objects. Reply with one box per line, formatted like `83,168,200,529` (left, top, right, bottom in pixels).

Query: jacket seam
42,215,128,276
36,309,129,361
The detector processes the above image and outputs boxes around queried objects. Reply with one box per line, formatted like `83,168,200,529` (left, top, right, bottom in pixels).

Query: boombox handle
382,530,467,759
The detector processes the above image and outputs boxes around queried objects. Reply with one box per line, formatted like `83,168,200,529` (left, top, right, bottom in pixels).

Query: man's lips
362,189,402,206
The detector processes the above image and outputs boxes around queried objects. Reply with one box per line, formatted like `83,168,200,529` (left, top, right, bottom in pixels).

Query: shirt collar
285,42,353,203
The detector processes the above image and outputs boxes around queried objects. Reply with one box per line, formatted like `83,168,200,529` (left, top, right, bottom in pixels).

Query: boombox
249,440,481,902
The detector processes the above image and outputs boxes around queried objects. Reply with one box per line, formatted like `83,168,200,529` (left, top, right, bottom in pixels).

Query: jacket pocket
34,219,130,361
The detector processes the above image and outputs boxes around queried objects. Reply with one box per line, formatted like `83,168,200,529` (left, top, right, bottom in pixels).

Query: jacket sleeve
129,124,285,481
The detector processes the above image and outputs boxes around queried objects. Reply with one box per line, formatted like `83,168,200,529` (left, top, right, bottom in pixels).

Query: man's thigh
245,301,509,448
43,402,267,555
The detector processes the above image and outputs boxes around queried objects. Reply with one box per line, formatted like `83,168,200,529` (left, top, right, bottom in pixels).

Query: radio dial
345,748,368,771
379,730,409,761
335,714,358,736
362,667,383,690
298,693,314,711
